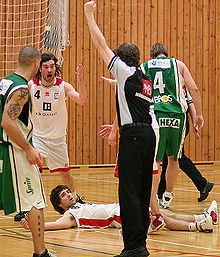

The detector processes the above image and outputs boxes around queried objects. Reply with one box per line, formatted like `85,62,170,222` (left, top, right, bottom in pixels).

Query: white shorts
33,135,71,172
8,145,47,212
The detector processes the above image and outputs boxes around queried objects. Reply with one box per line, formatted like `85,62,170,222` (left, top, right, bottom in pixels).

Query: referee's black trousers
118,126,155,250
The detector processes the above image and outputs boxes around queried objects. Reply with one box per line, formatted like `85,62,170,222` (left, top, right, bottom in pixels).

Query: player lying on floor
20,185,218,233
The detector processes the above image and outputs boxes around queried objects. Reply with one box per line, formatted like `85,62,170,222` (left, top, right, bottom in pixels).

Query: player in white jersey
30,52,87,190
20,185,217,233
14,53,87,222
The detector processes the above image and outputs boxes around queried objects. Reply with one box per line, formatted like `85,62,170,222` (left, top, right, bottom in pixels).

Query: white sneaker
160,192,173,209
48,252,57,257
205,200,218,225
196,216,213,232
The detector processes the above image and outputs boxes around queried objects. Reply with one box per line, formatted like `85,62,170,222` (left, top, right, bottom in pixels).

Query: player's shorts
33,135,71,172
0,142,47,215
156,111,186,161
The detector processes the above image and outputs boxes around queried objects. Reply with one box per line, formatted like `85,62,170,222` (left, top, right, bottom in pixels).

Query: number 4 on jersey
34,89,40,99
153,71,165,94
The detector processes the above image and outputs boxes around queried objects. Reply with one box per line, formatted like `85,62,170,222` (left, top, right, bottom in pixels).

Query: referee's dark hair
113,42,140,68
37,52,62,79
50,185,70,214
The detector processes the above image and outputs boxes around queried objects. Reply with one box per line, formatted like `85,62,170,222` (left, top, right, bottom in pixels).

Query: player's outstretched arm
65,64,87,106
44,213,77,231
20,212,77,231
84,1,114,66
101,76,117,85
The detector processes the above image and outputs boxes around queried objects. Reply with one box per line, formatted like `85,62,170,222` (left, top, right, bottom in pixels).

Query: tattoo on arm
17,89,29,101
7,103,21,119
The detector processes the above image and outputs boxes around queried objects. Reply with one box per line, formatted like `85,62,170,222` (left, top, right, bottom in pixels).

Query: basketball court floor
0,163,219,256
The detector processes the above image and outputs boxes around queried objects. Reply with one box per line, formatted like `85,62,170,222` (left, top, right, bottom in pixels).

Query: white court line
0,215,13,219
94,230,220,253
148,238,220,252
174,186,220,195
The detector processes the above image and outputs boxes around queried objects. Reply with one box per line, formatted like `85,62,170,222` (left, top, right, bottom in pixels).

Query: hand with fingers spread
100,124,117,145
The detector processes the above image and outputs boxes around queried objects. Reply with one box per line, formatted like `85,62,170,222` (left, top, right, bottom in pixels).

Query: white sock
188,222,197,231
193,214,206,222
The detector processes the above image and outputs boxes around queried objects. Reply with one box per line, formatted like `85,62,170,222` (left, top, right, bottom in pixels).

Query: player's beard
44,73,55,83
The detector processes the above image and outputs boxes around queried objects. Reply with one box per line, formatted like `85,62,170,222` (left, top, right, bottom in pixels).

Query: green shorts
0,142,47,215
156,112,186,161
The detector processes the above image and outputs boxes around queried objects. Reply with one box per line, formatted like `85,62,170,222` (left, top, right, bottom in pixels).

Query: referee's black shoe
14,211,27,221
114,246,150,257
198,182,214,202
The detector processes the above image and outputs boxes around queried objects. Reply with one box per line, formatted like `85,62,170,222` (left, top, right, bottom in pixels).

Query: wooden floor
0,163,220,256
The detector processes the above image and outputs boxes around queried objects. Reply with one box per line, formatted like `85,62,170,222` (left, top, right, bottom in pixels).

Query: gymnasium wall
63,0,219,165
0,0,219,164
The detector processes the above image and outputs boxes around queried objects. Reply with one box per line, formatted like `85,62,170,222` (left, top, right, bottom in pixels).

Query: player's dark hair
50,185,71,214
18,46,40,67
113,42,140,68
150,43,168,58
37,52,62,79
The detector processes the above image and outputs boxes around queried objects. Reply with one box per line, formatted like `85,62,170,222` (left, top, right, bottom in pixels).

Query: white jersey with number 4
29,77,67,139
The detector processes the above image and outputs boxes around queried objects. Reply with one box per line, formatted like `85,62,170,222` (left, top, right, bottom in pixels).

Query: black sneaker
114,246,150,257
14,211,27,221
33,249,57,257
76,194,85,204
198,182,214,202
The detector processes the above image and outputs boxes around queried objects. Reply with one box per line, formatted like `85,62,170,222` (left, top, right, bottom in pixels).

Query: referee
84,2,155,257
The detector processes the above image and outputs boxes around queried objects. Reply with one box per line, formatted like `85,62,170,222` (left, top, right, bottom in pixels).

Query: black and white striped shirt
108,56,154,128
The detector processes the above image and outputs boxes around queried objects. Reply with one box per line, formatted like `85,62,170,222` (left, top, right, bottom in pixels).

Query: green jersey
0,73,32,145
141,56,187,114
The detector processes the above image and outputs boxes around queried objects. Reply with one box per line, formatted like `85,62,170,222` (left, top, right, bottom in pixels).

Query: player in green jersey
141,43,204,209
0,46,56,257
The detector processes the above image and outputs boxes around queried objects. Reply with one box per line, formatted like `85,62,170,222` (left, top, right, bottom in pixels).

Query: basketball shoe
33,249,57,257
205,200,218,225
14,211,28,222
114,246,150,257
196,216,213,232
148,213,166,233
198,182,214,202
160,191,173,209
